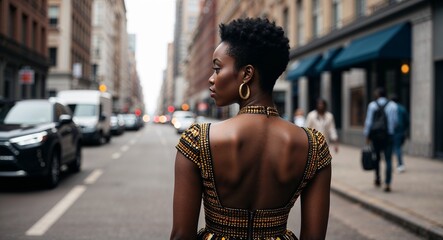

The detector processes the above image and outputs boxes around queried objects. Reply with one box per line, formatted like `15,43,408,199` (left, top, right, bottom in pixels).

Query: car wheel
97,132,106,145
69,145,82,173
105,133,111,143
44,151,60,189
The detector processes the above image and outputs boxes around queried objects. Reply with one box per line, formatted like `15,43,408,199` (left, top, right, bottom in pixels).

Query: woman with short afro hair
171,18,331,240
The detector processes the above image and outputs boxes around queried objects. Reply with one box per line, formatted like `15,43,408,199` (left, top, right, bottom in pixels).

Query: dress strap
286,127,317,206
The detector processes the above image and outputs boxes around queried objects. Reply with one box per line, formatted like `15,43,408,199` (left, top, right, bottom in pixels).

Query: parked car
110,114,125,135
121,113,141,130
0,99,82,188
171,111,195,134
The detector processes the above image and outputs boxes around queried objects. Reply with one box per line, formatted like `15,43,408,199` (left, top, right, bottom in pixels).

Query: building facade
91,0,117,99
170,0,200,111
90,0,132,113
285,0,440,158
0,0,49,100
185,0,217,117
46,0,93,95
112,0,130,113
127,33,145,114
180,0,441,158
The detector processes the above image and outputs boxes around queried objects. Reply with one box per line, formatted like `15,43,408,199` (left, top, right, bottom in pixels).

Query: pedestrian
305,98,339,153
293,108,305,127
391,94,409,173
364,87,397,192
171,18,331,240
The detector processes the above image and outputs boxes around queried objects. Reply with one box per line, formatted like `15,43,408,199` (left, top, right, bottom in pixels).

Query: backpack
369,101,389,141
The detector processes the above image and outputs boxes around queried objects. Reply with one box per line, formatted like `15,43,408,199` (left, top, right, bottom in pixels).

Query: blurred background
0,0,442,239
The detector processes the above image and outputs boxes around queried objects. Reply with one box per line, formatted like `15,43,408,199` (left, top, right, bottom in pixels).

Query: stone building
0,0,49,100
285,0,441,158
185,0,218,117
180,0,442,158
46,0,93,95
171,0,200,111
91,0,131,113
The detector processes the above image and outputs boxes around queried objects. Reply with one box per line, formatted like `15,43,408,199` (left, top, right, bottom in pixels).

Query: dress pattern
176,123,331,240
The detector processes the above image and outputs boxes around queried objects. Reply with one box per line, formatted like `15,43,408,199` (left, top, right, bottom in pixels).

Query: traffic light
134,108,142,116
167,105,175,113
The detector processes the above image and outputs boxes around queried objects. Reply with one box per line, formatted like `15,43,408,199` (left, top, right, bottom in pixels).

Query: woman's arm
299,165,331,240
170,151,203,240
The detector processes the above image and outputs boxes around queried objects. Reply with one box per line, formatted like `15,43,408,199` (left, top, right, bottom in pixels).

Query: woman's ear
242,65,254,83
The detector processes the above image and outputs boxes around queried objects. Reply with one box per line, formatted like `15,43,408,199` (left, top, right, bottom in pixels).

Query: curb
331,181,443,240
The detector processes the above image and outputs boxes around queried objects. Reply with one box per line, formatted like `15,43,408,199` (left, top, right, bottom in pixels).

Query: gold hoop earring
239,81,250,100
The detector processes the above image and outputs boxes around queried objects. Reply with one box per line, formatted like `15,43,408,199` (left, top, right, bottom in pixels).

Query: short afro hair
219,18,290,93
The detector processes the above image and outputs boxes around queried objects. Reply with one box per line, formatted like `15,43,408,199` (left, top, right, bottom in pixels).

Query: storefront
286,0,437,158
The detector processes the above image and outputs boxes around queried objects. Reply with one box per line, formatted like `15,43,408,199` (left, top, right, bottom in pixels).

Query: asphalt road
0,123,422,239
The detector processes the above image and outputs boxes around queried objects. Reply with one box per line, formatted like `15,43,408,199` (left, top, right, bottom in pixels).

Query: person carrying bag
361,144,376,170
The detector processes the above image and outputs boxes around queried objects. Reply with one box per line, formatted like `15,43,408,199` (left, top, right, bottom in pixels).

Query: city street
0,124,422,240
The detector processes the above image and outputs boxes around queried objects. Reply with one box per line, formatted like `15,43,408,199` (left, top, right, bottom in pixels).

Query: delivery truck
57,90,112,145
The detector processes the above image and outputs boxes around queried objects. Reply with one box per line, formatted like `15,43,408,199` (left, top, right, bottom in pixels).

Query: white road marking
83,169,103,185
156,129,167,146
112,152,121,159
121,145,129,152
129,139,136,145
26,185,86,236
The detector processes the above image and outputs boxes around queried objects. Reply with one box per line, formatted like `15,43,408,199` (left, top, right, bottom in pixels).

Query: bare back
209,114,310,210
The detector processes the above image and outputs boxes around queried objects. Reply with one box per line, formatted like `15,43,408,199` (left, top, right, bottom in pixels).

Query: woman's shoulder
176,123,208,166
303,128,332,171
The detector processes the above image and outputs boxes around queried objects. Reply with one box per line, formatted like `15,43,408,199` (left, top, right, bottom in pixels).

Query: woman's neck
238,92,274,109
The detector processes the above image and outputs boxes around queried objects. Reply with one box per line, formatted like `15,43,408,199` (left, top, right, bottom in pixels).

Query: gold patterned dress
176,123,331,240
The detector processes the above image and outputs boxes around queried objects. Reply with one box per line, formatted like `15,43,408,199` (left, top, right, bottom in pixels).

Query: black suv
0,99,82,188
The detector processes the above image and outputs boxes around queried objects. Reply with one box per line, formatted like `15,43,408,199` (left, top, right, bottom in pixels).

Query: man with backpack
364,88,398,192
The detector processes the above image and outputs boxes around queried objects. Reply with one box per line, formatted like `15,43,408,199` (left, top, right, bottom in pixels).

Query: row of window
73,0,91,22
3,2,46,55
294,0,344,45
292,0,403,44
72,13,91,52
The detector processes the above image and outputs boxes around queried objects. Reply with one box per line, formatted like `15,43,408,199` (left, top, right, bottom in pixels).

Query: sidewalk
331,145,443,239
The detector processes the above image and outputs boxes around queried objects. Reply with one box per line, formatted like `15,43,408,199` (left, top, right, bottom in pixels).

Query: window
296,0,304,46
93,1,103,25
41,27,46,54
187,16,197,32
22,14,28,45
49,47,57,66
48,5,59,26
332,0,342,29
31,73,38,98
312,0,322,38
283,7,289,37
32,21,37,49
92,64,98,81
187,0,199,12
4,68,13,99
355,0,366,17
350,87,365,126
8,5,17,38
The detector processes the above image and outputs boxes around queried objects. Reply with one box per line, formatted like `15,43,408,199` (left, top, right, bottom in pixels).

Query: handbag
361,145,376,170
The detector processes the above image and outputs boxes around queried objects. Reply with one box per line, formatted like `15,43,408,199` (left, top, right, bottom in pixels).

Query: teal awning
333,22,411,69
315,47,342,73
286,55,321,81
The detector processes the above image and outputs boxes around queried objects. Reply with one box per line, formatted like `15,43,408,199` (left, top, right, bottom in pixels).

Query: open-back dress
176,123,331,240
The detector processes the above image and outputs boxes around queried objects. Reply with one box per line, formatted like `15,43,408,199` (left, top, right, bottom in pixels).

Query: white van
57,90,112,145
